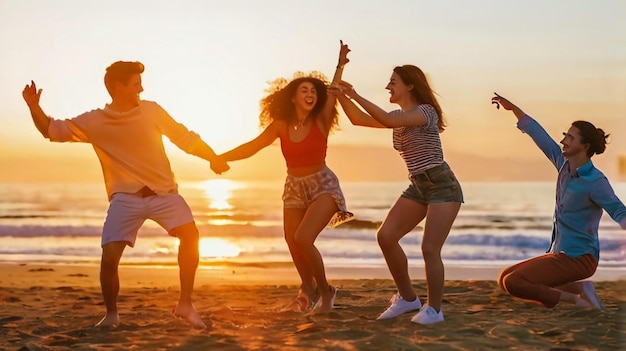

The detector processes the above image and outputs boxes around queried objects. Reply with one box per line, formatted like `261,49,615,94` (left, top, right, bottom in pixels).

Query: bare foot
574,295,591,309
94,313,119,327
313,286,337,313
173,303,207,329
580,281,604,310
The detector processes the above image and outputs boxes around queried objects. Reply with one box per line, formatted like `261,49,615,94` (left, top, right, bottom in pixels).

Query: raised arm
22,81,51,138
219,121,281,162
322,40,351,124
492,92,565,170
339,82,425,128
335,91,387,128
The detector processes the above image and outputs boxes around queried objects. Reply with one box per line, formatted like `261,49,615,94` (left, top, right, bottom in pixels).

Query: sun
198,237,242,259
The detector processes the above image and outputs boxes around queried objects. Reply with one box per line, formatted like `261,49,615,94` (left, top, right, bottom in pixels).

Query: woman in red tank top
218,41,354,312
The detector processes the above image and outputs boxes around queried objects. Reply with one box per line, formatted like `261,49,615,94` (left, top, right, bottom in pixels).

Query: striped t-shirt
391,104,443,174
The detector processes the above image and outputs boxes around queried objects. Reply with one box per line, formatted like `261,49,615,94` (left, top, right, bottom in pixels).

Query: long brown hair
393,65,446,132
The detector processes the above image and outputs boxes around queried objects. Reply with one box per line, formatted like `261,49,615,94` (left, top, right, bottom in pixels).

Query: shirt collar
576,160,594,177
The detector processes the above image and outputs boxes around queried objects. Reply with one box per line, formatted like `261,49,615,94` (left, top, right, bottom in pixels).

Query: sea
0,181,624,277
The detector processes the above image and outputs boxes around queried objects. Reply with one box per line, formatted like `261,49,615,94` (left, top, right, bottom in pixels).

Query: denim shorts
282,166,354,227
401,162,464,204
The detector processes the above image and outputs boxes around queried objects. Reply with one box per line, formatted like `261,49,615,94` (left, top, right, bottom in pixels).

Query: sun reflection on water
198,237,242,259
202,178,236,211
168,237,243,259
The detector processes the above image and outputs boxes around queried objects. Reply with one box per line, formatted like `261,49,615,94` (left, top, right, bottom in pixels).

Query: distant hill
1,144,622,183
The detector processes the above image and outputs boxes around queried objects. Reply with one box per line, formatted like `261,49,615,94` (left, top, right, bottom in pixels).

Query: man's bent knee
170,222,199,242
498,272,512,293
500,273,527,297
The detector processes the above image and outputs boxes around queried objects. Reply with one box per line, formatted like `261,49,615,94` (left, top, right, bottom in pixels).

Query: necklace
293,119,306,131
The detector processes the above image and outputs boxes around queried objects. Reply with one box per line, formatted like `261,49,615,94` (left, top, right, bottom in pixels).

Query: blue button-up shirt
518,115,626,260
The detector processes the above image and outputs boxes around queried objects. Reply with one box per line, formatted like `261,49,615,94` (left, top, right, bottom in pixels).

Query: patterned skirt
282,166,354,228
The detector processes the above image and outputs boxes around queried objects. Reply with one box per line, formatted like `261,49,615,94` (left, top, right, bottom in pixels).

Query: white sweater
48,100,202,200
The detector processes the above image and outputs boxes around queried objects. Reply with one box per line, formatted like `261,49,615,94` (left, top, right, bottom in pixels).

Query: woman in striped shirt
331,64,463,325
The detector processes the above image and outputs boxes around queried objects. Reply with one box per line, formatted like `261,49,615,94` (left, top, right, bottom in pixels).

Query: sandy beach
0,263,624,351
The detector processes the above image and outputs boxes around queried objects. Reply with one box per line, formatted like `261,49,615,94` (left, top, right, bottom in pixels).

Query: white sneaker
376,294,422,320
410,304,444,325
581,281,604,310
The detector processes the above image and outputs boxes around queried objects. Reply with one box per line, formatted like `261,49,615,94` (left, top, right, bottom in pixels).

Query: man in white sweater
22,61,227,329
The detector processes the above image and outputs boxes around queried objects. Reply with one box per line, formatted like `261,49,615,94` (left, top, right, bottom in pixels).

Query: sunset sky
1,0,624,183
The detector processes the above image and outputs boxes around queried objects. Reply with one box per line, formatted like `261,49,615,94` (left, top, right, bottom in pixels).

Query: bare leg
95,241,126,327
284,208,317,306
170,222,206,329
421,202,461,311
294,194,338,312
377,197,426,302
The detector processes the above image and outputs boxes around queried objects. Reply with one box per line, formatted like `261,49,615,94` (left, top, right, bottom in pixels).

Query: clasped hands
328,80,357,99
210,156,230,175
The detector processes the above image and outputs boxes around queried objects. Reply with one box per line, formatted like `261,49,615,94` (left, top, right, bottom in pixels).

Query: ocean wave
447,234,550,249
0,215,52,219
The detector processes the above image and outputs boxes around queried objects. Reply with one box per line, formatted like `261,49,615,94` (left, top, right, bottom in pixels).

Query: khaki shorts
282,166,354,228
102,193,194,247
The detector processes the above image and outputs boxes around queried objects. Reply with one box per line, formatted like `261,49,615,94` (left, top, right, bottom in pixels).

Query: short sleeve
417,104,439,130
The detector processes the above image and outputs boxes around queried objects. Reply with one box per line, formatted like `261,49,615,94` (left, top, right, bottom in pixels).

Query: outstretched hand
338,40,351,68
329,80,357,99
22,80,42,107
210,157,230,175
491,92,516,111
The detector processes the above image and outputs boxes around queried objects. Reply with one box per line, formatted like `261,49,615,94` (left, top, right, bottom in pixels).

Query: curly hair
393,65,446,132
258,71,339,131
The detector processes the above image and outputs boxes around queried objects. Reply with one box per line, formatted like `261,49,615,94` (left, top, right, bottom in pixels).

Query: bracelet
336,65,344,69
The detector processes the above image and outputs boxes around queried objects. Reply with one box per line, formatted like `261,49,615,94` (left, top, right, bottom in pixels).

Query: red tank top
280,122,327,168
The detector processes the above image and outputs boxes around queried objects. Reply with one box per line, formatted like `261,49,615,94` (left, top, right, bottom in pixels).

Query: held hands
22,80,42,108
210,156,230,175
